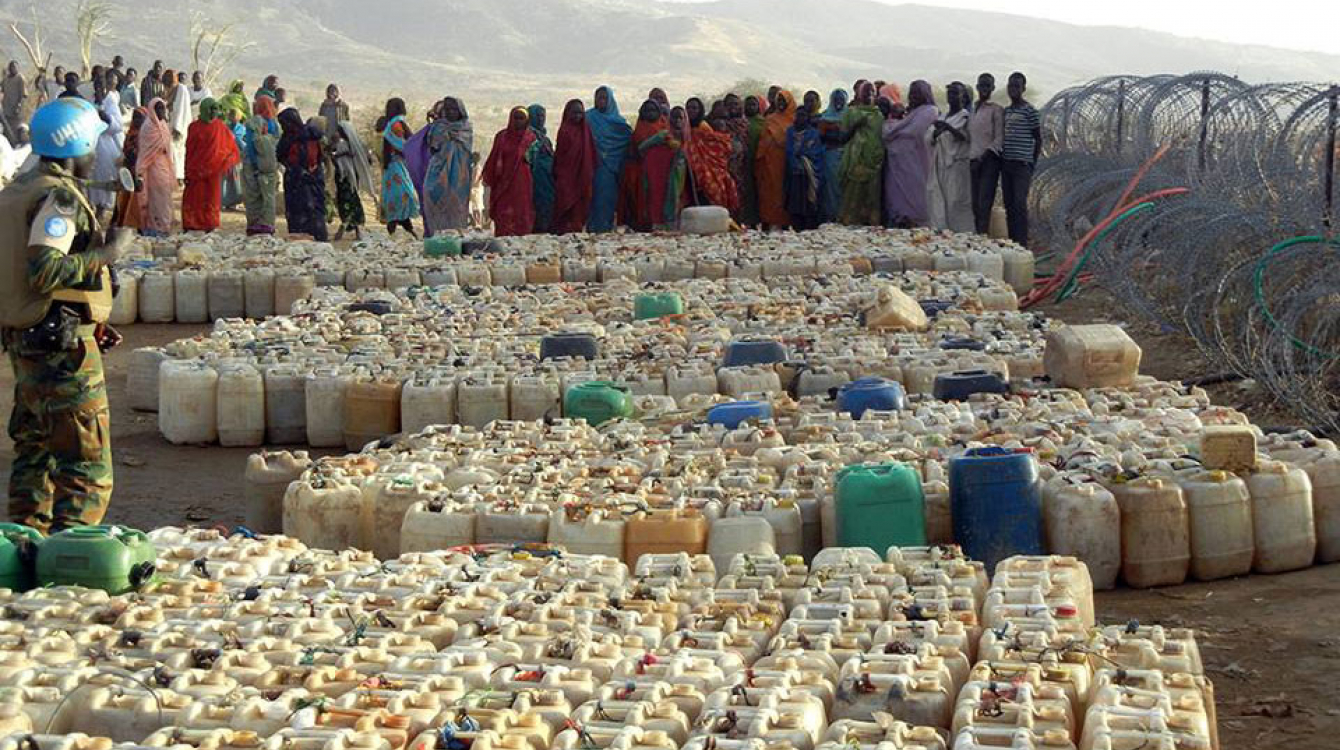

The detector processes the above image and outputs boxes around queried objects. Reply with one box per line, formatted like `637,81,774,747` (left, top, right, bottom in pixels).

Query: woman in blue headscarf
585,86,633,232
818,88,847,224
527,103,556,233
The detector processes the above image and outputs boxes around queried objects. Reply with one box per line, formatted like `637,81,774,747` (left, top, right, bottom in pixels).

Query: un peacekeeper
0,98,132,533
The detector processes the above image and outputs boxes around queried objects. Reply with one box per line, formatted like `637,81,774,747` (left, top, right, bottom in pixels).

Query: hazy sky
670,0,1340,55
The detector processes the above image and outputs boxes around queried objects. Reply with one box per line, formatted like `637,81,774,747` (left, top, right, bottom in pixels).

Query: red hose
1023,145,1187,309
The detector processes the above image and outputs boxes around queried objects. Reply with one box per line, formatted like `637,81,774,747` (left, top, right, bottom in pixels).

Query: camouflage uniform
2,164,113,533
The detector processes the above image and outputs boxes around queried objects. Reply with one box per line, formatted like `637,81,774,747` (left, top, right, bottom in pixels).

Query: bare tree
75,0,114,78
190,12,255,89
7,3,45,75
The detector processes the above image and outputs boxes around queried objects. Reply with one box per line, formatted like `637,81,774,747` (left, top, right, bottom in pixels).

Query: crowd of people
3,58,1043,245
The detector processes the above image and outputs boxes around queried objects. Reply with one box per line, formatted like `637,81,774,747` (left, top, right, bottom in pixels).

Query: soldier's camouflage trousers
6,332,112,533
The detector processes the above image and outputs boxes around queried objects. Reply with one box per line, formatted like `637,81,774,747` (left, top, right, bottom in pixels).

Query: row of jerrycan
1041,457,1331,589
163,358,643,449
115,268,316,325
0,539,1209,750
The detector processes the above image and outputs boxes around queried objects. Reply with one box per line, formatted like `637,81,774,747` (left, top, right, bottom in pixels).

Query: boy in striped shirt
1002,71,1041,247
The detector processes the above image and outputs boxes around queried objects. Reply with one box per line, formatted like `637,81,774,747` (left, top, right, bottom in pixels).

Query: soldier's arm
26,190,104,295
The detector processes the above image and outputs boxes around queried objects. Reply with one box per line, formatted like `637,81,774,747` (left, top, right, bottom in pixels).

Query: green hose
1055,202,1155,302
1253,236,1340,358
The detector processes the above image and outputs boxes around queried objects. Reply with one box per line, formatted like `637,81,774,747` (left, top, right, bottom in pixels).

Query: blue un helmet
30,98,107,159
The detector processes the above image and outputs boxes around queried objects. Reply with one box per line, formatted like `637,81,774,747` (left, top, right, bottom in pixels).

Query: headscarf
822,89,848,123
254,95,278,121
197,97,219,123
483,107,537,196
336,121,376,197
879,82,903,106
219,79,250,120
761,89,796,145
527,104,548,139
908,80,934,110
587,86,633,169
554,98,596,215
277,108,320,170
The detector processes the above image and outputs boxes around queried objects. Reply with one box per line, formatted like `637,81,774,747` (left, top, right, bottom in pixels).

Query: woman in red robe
755,89,796,229
552,99,596,234
483,106,538,237
620,99,674,232
182,98,241,232
684,97,739,214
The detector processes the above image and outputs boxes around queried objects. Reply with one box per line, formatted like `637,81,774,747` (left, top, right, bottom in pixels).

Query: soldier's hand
96,227,135,265
95,324,123,352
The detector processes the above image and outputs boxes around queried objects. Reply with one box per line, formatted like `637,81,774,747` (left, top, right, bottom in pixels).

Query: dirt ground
0,274,1335,749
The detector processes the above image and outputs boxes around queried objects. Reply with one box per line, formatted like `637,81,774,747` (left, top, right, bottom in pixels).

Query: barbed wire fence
1032,73,1340,433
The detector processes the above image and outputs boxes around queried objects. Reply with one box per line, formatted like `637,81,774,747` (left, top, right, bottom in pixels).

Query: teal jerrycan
35,525,158,594
835,462,927,550
564,381,634,427
634,292,685,321
0,523,42,591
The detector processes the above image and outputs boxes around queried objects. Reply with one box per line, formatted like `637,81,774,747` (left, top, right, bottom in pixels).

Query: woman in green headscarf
741,94,767,227
838,81,886,226
527,103,556,233
182,98,241,231
219,80,251,121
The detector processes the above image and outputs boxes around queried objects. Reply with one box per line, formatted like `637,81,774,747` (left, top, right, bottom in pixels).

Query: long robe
422,119,474,235
169,82,192,180
278,111,329,241
242,98,280,234
483,120,537,237
818,90,846,223
742,108,766,227
882,103,939,227
332,122,374,230
116,111,144,229
928,108,974,233
722,116,750,220
686,122,738,214
620,117,671,232
586,88,633,232
91,90,124,210
552,112,596,234
136,100,176,235
755,90,795,228
222,122,246,209
380,116,420,224
527,105,556,234
182,113,241,232
785,124,825,230
838,104,885,226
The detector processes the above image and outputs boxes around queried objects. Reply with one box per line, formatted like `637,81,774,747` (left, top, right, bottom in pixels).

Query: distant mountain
4,0,1337,118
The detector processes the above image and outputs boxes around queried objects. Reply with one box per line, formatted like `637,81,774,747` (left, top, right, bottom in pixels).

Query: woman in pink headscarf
137,98,176,236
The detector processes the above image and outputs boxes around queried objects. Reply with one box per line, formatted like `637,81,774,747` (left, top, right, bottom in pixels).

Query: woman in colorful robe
241,95,280,235
421,97,473,236
585,86,632,232
838,82,886,226
277,108,329,241
137,98,176,236
380,97,420,237
482,106,538,237
683,97,738,214
552,99,596,234
182,98,241,232
785,107,826,230
527,104,556,233
755,89,795,229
